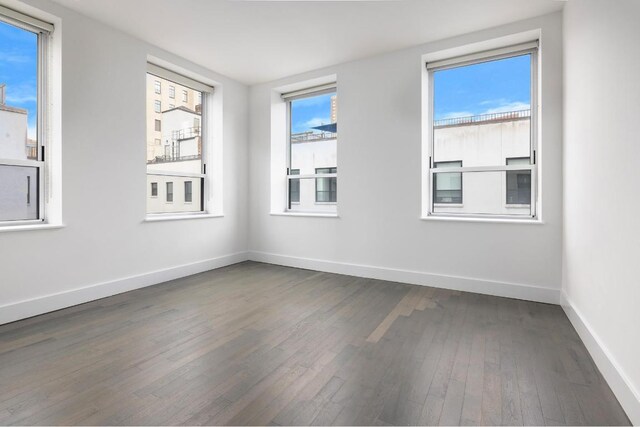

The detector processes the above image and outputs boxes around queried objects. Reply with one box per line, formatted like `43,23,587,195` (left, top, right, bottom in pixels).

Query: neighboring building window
506,157,531,204
154,100,161,113
0,11,52,224
282,85,337,213
169,85,175,99
182,90,188,102
166,182,173,202
146,65,213,215
289,169,300,203
169,104,175,109
433,161,462,204
184,181,193,203
427,42,538,218
316,167,337,203
154,80,161,94
150,182,158,197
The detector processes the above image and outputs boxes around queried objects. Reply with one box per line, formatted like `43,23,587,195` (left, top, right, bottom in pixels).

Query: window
184,181,192,203
426,42,537,218
506,157,531,205
182,90,188,102
282,84,337,213
316,167,337,203
154,100,161,113
154,80,161,94
150,182,158,197
169,104,175,109
289,169,300,203
169,85,175,99
146,64,213,215
433,161,462,204
0,9,52,224
166,182,173,202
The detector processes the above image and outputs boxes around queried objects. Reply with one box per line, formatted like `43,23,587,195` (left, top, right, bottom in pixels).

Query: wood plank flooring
0,261,630,425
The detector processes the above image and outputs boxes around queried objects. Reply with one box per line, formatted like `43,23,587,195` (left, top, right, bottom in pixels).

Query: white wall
563,0,640,423
249,12,563,304
0,0,249,324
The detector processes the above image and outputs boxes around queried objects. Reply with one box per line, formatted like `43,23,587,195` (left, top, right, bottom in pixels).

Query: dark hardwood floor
0,261,630,425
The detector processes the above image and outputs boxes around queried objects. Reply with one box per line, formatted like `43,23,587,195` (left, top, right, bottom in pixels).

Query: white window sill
421,215,543,225
144,212,223,222
0,223,65,233
271,212,339,218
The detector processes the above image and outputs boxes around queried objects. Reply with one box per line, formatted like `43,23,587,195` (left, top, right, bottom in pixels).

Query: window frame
0,8,52,227
283,83,337,211
145,63,214,218
425,42,538,220
433,161,463,205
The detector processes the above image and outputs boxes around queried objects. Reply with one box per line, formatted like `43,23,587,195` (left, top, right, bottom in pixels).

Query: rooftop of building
434,109,530,128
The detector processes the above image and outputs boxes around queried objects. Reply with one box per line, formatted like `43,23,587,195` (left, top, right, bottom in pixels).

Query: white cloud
440,111,474,120
482,101,530,114
0,52,32,64
304,116,330,128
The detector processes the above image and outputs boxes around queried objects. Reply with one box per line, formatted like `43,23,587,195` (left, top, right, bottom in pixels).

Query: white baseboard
561,292,639,425
0,251,249,326
248,251,560,304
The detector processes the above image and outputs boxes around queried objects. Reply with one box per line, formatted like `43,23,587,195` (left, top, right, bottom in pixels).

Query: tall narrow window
150,182,158,197
426,42,537,218
0,9,52,224
506,157,531,205
154,80,161,94
433,161,462,204
283,84,337,213
166,182,173,202
182,90,188,102
184,181,193,203
315,167,337,203
169,85,175,99
146,64,213,215
289,169,300,203
154,100,161,113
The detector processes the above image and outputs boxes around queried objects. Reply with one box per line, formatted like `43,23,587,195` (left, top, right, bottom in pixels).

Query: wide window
146,64,213,215
0,7,52,225
426,42,538,219
283,84,337,213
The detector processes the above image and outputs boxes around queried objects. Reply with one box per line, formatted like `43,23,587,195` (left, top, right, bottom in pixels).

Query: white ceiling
51,0,564,85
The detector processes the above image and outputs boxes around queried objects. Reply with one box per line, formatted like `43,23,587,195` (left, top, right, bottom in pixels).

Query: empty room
0,0,638,425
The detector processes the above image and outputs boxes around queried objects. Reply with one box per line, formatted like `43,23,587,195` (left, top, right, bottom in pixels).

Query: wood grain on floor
0,261,630,426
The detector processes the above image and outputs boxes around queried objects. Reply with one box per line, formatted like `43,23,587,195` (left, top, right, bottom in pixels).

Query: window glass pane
146,72,204,214
184,181,192,203
432,170,532,216
150,182,158,197
0,20,38,161
0,165,38,221
506,158,531,205
433,54,531,168
433,161,462,204
289,92,337,213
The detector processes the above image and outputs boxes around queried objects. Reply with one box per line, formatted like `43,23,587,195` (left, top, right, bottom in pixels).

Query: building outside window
169,85,175,99
426,42,538,218
182,90,188,102
282,84,337,213
151,182,158,197
315,167,337,203
154,80,161,94
146,64,210,215
0,10,52,225
154,100,161,113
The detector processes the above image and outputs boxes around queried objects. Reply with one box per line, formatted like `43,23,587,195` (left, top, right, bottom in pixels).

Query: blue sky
0,20,38,139
434,54,531,120
291,93,333,134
